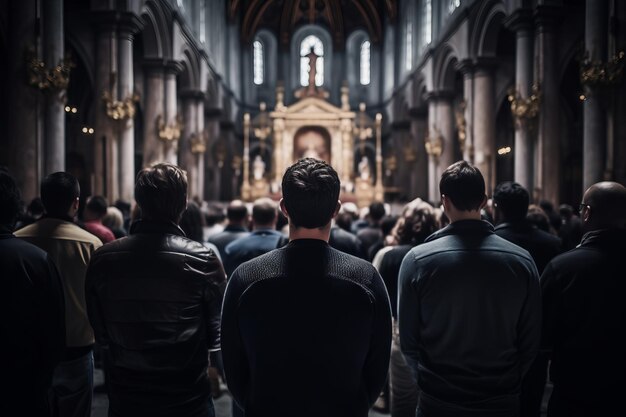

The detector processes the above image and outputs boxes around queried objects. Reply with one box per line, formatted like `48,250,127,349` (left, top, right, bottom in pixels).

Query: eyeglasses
578,203,590,213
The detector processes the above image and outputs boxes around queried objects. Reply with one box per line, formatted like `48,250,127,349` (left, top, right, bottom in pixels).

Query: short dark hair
0,170,22,226
252,198,277,226
282,158,340,229
369,202,386,222
439,160,485,211
41,172,80,217
493,181,529,221
227,200,248,223
135,163,187,222
86,196,109,219
179,201,205,243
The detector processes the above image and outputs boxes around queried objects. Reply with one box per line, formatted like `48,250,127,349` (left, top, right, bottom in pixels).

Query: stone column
436,94,456,176
507,10,535,190
117,15,142,203
196,98,205,200
204,109,221,200
163,62,181,165
536,6,561,206
457,59,474,163
473,60,497,195
106,32,119,201
409,108,429,199
6,0,40,200
180,92,197,197
143,59,165,167
94,24,116,196
583,0,609,190
426,98,439,203
42,0,65,174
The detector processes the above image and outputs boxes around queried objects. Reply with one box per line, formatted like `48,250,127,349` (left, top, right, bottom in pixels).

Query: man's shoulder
0,235,48,261
16,218,102,247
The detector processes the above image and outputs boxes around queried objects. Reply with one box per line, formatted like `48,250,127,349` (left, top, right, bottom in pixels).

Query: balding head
581,181,626,230
227,199,249,225
252,197,278,229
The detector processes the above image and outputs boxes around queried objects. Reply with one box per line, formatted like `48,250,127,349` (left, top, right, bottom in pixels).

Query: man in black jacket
541,181,626,417
208,199,250,256
221,158,392,417
0,169,65,417
85,163,226,417
398,161,541,417
492,181,562,417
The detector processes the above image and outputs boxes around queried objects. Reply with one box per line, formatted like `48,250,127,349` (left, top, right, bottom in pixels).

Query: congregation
1,158,625,417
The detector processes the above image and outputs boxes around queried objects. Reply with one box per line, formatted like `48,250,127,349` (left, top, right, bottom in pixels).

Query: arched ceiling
230,0,397,48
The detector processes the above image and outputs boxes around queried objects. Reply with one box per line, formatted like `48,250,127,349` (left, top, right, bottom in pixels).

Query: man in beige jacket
16,172,102,417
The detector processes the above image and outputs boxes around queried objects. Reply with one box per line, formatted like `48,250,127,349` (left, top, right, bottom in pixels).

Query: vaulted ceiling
229,0,397,48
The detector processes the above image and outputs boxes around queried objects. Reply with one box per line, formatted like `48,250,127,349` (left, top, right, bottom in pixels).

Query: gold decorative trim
26,47,74,91
103,91,139,121
508,84,541,125
580,51,624,87
157,114,183,143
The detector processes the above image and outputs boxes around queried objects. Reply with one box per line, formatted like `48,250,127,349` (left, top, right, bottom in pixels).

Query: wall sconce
190,131,207,154
157,114,183,143
425,127,443,159
508,84,541,126
102,73,139,121
26,47,73,92
497,146,512,156
580,51,624,88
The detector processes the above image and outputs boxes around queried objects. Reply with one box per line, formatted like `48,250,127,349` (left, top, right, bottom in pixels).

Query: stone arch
141,0,173,58
470,0,506,58
179,47,201,91
433,44,459,92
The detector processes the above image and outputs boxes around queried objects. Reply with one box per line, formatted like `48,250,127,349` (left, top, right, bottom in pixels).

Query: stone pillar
436,95,456,175
507,10,535,191
536,6,561,206
117,15,141,203
204,109,221,200
143,60,165,167
180,93,197,197
6,0,40,200
426,98,439,203
583,0,609,190
409,108,429,199
196,98,205,200
94,25,116,196
457,59,474,163
163,62,181,165
106,32,119,201
473,61,497,195
42,0,65,174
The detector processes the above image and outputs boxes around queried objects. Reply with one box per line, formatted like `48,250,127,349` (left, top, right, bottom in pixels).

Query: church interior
1,0,625,209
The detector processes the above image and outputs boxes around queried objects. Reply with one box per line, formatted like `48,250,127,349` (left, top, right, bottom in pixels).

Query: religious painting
293,126,331,163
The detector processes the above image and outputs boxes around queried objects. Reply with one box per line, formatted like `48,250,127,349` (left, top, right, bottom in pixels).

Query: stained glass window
253,40,264,85
300,35,324,86
423,0,432,46
360,40,371,85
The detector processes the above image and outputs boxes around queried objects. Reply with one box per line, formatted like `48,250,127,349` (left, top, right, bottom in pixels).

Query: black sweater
221,239,392,417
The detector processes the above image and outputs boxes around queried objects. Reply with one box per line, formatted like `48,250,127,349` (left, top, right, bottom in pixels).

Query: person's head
368,202,386,224
28,197,45,219
394,201,438,245
135,163,187,224
527,204,551,233
227,199,249,226
335,212,353,232
204,203,226,227
281,158,340,229
252,197,278,229
84,196,109,221
102,206,124,231
179,200,205,243
41,172,80,218
0,169,22,229
559,204,574,220
439,160,486,221
493,181,530,224
579,181,626,231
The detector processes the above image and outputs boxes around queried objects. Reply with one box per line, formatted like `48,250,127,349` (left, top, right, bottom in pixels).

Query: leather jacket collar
495,220,537,233
579,228,626,249
130,219,186,237
425,219,494,243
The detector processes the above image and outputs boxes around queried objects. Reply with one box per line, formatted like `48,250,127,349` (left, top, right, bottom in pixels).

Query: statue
253,155,265,181
358,156,371,181
306,46,318,93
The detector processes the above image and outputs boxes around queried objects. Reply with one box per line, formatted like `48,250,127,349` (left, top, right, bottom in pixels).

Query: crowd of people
1,158,625,417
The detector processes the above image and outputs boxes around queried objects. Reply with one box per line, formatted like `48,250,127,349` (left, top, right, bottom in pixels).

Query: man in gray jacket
398,161,541,417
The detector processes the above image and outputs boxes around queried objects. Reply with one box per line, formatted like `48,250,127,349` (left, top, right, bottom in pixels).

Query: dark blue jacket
398,220,541,417
223,228,284,277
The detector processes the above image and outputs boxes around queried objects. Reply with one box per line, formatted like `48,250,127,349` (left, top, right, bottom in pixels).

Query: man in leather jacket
541,181,626,417
86,163,226,417
398,161,541,417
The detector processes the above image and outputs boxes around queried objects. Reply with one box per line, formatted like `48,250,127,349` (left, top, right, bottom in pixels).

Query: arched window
300,35,324,86
360,40,371,85
422,0,432,46
405,18,413,70
253,40,264,85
